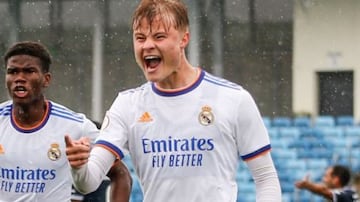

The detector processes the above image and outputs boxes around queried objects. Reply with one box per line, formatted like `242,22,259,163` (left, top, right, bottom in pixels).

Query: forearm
299,181,332,199
247,152,282,201
71,147,116,194
106,160,133,202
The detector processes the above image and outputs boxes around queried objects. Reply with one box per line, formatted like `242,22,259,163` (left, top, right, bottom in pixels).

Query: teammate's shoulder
202,71,243,91
118,82,151,96
49,101,85,123
0,100,12,116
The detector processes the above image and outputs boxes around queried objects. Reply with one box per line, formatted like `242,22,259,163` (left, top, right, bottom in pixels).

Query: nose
142,38,155,50
13,72,27,83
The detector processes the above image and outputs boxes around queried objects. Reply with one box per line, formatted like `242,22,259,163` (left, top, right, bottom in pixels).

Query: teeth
144,56,159,60
15,86,26,91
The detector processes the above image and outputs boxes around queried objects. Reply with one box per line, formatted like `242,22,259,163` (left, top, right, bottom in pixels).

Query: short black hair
3,41,52,73
332,165,351,187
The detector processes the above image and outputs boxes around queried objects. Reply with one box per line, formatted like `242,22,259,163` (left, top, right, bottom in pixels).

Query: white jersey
0,100,99,202
97,69,271,202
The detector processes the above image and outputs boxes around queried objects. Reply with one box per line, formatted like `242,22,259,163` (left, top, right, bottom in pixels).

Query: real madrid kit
0,100,98,202
95,69,272,202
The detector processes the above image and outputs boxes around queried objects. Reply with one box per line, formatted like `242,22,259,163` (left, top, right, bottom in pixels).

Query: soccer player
0,41,131,202
295,164,359,201
66,0,282,201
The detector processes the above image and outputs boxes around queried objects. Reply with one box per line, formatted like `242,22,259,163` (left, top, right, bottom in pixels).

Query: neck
156,62,199,90
13,99,47,128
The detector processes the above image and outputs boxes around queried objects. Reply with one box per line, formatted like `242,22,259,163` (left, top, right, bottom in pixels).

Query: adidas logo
0,144,4,154
138,112,153,122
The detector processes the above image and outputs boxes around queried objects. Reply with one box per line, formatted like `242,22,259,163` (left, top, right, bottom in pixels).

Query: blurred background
0,0,294,121
1,0,360,201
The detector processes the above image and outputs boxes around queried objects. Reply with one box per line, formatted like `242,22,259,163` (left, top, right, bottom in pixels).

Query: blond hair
132,0,189,32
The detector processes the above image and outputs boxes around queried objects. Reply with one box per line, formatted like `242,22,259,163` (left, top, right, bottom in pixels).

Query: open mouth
144,55,161,68
13,86,28,97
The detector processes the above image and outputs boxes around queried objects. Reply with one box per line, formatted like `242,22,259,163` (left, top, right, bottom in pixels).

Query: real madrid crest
48,143,61,161
198,105,214,126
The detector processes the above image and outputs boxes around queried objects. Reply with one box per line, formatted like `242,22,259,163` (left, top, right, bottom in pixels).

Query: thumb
304,173,310,181
64,135,74,147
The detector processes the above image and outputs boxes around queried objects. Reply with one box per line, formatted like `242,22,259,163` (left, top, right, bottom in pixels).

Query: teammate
353,172,360,198
295,164,359,201
66,0,282,201
0,41,131,202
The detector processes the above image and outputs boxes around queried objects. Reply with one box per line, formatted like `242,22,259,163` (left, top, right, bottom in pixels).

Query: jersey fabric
332,186,359,202
0,100,99,202
96,69,271,202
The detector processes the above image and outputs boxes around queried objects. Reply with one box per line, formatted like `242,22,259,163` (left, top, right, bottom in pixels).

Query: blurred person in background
65,0,281,201
351,172,360,199
0,41,131,202
295,164,359,201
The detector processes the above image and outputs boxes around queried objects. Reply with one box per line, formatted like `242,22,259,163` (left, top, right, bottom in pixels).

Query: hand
294,173,311,189
65,135,91,169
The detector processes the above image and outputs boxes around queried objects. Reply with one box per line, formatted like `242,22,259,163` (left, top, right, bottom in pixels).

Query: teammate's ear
43,72,51,88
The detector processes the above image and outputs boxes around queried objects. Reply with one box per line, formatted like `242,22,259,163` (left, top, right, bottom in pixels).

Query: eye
24,68,36,74
155,34,166,40
6,68,17,75
134,34,146,42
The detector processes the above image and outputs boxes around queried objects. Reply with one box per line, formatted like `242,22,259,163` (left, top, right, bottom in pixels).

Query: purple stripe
95,140,125,159
152,70,205,96
241,144,271,161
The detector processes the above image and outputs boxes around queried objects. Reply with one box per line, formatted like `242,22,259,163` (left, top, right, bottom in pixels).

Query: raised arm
65,135,116,194
295,175,332,199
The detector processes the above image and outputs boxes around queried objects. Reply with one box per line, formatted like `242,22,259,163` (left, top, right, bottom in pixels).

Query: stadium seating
306,158,328,170
267,115,358,201
122,155,135,173
293,116,311,128
267,127,279,138
272,116,292,127
344,126,360,137
122,116,359,202
236,171,252,183
314,115,335,127
271,139,289,149
262,116,272,128
298,128,324,141
336,115,354,126
237,192,256,202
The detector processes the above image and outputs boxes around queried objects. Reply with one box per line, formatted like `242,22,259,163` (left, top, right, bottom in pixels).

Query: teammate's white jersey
97,69,271,202
0,100,99,202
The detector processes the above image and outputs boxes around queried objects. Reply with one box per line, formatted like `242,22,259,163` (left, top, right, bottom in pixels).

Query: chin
146,77,158,83
144,73,158,82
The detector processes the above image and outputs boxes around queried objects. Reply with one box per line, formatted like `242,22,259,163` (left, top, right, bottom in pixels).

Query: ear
333,176,341,186
43,72,52,88
180,31,190,48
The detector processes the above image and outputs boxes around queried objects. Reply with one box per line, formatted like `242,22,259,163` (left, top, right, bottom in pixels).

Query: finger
64,135,74,147
67,151,89,160
69,158,89,169
304,173,310,181
66,148,90,168
79,137,91,147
